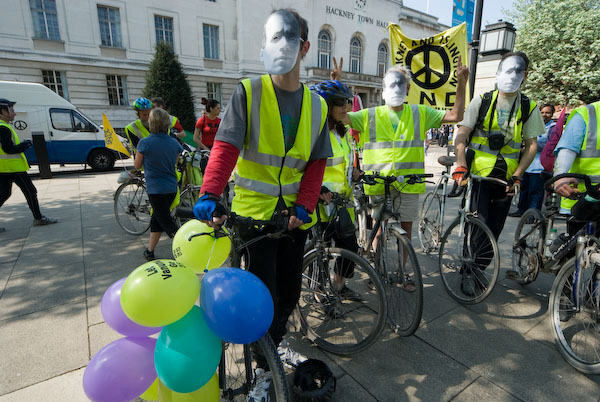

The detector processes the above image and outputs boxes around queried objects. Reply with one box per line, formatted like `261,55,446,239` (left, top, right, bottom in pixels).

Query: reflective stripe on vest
126,120,149,140
0,122,29,173
232,75,327,228
562,102,600,210
361,104,425,195
169,115,178,129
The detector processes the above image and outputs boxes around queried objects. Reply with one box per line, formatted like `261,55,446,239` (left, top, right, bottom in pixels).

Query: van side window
73,111,96,132
50,109,73,131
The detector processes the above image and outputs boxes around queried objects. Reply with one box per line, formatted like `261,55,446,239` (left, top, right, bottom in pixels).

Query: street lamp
479,21,516,55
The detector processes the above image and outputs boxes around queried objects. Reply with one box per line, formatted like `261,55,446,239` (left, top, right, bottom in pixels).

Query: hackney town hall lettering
325,5,388,28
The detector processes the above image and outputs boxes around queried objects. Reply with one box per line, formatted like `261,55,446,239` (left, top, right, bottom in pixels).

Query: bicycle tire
219,334,291,401
549,257,600,374
418,191,443,254
512,208,546,284
377,226,423,336
297,247,386,355
113,181,151,235
439,216,500,304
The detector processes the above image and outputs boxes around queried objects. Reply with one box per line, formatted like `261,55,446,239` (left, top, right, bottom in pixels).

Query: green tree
507,0,600,106
143,42,196,130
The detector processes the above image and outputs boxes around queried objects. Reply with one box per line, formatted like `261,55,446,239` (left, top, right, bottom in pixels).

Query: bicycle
438,172,507,304
174,150,208,226
175,207,291,401
354,172,431,337
113,169,152,235
418,155,457,254
545,173,600,374
297,192,387,355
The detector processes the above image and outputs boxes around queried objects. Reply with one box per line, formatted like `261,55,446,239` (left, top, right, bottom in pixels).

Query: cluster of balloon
172,220,231,273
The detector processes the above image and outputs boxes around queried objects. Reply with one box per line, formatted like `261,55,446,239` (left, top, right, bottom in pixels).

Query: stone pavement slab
0,238,25,264
11,239,83,276
0,368,88,402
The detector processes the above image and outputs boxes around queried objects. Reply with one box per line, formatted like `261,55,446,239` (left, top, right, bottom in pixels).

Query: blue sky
403,0,515,28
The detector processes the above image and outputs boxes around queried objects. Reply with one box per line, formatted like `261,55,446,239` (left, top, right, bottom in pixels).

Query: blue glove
293,204,312,224
21,139,33,149
193,193,226,221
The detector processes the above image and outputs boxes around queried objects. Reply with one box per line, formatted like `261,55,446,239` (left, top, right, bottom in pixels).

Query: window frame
318,30,332,70
42,70,68,100
206,82,222,105
154,15,174,48
203,24,220,60
349,36,362,74
30,0,61,40
106,74,128,106
97,5,122,48
377,43,389,77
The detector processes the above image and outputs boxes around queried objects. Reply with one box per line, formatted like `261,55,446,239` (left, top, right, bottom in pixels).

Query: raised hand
456,55,469,87
330,57,344,81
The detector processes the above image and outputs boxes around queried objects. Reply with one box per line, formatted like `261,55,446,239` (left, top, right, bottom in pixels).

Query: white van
0,80,126,171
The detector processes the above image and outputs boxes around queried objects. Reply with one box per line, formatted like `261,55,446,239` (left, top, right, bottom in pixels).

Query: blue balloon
201,267,274,344
154,306,222,393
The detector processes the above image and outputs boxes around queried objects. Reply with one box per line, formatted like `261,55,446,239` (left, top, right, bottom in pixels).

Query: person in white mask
452,51,545,292
340,60,468,246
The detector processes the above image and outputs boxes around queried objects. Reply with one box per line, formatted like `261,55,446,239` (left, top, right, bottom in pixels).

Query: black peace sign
13,120,27,130
406,45,451,90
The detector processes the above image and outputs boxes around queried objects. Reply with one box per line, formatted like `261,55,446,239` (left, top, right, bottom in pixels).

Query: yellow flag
102,113,130,157
388,22,469,110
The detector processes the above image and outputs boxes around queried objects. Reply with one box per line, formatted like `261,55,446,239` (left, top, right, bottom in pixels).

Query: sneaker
339,285,363,301
460,274,475,297
559,297,576,322
247,368,274,402
33,216,58,226
277,339,307,369
143,249,155,261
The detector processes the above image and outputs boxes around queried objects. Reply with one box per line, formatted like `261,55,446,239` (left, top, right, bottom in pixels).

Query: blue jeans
517,172,545,212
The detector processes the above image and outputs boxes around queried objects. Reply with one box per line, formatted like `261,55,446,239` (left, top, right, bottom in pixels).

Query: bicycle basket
292,359,336,402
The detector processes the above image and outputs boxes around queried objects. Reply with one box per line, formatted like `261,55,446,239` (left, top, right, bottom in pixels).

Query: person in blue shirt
134,108,183,260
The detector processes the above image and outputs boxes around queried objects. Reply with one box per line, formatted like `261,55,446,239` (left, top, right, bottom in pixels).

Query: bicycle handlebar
173,207,289,232
465,173,508,187
544,173,600,199
359,173,434,186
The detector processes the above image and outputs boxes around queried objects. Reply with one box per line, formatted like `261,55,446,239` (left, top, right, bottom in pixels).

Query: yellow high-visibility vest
319,130,354,222
125,119,150,147
232,75,328,229
0,121,29,173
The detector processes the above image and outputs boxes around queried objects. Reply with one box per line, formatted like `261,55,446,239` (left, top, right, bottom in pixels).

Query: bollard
31,132,52,179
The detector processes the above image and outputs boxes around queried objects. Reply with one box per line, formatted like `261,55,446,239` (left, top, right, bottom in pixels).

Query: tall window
350,36,362,74
42,70,68,100
207,82,222,104
30,0,60,40
106,75,127,106
377,43,389,77
97,5,122,47
155,15,174,47
203,24,219,59
318,30,332,69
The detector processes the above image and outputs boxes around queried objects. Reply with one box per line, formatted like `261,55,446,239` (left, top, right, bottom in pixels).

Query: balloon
154,306,222,393
83,337,157,402
172,220,231,273
121,259,199,327
157,375,219,402
201,267,274,344
101,278,161,337
140,378,158,401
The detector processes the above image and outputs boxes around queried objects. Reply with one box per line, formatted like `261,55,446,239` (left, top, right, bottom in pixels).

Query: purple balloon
101,278,161,337
83,337,157,402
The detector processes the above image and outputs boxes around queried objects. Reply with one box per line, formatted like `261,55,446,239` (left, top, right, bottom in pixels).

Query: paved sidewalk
0,148,599,401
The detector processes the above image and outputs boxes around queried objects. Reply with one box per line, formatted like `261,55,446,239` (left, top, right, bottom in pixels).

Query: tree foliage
506,0,600,106
143,42,196,130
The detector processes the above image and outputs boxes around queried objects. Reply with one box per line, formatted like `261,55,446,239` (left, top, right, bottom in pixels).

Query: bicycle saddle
437,155,456,167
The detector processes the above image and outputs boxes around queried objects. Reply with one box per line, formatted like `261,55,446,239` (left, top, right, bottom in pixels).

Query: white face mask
496,56,526,94
260,12,302,75
382,72,408,107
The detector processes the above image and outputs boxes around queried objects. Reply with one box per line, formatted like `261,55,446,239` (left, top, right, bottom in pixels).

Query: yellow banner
388,22,469,110
102,113,130,157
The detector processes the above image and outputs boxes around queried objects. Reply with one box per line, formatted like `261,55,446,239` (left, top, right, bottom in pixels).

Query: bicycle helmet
310,80,353,102
292,359,336,402
132,97,153,111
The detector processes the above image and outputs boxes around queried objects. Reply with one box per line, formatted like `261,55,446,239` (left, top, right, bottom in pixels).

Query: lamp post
468,0,484,100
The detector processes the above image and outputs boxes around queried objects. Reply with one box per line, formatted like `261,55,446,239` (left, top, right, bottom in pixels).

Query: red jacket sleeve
200,140,239,196
296,158,327,213
174,120,184,132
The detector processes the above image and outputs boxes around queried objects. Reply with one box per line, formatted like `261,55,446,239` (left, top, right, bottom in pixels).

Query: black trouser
321,222,359,278
0,172,43,220
148,192,178,237
239,226,307,349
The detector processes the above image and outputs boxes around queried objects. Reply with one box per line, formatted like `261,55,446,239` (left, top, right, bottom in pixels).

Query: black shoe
505,270,521,280
508,211,524,218
559,297,576,322
460,274,475,297
143,249,155,261
0,227,5,233
33,216,58,226
339,285,362,301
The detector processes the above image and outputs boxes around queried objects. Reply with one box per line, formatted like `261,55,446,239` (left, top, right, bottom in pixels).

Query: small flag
102,113,130,157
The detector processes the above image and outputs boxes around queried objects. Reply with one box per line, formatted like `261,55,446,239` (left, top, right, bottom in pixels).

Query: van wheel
88,149,115,171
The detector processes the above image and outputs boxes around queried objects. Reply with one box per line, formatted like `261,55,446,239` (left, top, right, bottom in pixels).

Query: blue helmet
132,97,153,111
310,80,353,102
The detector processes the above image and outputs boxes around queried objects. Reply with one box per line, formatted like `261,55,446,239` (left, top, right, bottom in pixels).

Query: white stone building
0,0,448,130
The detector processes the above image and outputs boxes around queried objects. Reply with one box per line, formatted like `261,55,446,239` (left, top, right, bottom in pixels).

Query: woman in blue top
134,108,183,260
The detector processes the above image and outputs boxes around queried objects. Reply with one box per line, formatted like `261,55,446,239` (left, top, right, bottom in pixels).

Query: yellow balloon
172,220,231,274
140,378,158,400
157,374,219,402
121,259,200,327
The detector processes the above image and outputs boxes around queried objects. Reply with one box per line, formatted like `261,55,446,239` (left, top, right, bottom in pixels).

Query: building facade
0,0,448,130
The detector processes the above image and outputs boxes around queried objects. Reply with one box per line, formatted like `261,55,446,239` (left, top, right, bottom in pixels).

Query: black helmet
292,359,336,402
310,80,353,102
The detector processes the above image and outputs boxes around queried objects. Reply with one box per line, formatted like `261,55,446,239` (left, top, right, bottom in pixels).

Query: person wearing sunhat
0,98,57,230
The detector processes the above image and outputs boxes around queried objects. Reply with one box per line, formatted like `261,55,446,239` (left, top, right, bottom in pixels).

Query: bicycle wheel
297,247,386,355
113,181,151,235
219,333,291,401
549,257,600,374
418,191,442,254
439,216,500,304
512,208,546,284
378,226,423,336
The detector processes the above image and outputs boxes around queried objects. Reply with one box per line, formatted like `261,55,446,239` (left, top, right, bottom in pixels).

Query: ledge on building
32,37,65,52
204,59,223,69
305,67,383,86
100,45,127,59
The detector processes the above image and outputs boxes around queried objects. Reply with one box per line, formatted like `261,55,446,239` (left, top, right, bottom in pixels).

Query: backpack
540,108,568,172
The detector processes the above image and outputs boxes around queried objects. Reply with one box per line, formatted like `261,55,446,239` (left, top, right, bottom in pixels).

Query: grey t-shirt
216,81,332,160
